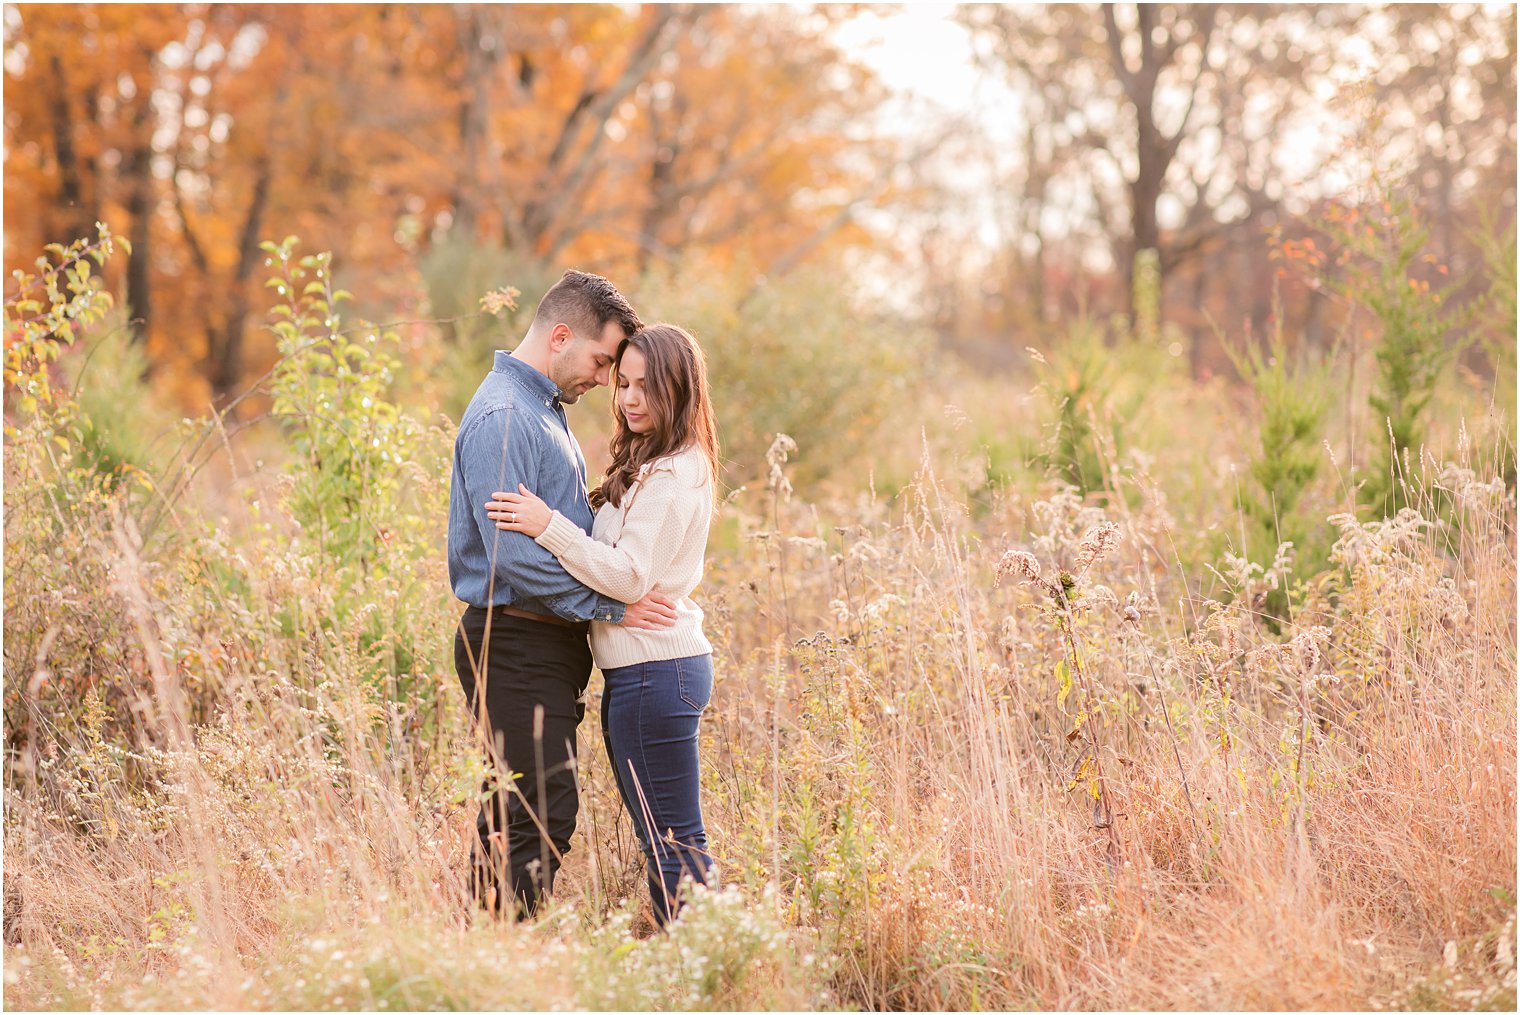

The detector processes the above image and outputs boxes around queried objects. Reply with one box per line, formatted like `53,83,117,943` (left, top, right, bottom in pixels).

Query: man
448,269,675,918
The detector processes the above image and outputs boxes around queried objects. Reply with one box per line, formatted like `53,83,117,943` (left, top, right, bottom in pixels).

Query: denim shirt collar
493,350,561,408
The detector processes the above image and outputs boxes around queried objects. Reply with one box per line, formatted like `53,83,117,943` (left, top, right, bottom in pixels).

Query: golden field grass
3,343,1515,1011
4,224,1517,1011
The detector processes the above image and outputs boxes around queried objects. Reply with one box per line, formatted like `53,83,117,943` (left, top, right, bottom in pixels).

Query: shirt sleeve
535,457,705,604
458,408,626,623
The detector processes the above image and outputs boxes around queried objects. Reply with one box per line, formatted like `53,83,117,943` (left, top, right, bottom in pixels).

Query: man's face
548,320,626,404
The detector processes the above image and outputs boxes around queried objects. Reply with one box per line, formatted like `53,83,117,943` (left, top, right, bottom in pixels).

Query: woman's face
616,345,654,435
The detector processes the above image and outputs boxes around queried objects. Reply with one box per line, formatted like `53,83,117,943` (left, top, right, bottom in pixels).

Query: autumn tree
5,3,900,404
3,4,185,353
957,3,1514,372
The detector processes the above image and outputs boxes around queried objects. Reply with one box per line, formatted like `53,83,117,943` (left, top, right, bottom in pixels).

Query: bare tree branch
520,5,699,253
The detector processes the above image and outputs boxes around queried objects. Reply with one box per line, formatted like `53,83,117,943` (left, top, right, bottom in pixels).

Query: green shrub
265,237,423,572
1031,318,1114,495
261,237,455,739
1473,217,1516,488
417,238,559,420
3,225,145,750
1317,189,1467,516
635,254,929,489
1223,313,1334,618
67,307,167,490
1029,317,1176,498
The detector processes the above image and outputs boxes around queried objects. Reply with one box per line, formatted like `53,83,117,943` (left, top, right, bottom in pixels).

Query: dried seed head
994,549,1042,589
765,433,797,501
1288,625,1333,674
1123,590,1151,618
765,432,798,467
1074,521,1120,575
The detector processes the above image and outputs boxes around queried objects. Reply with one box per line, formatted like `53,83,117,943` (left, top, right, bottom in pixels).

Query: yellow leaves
1066,706,1088,743
1065,753,1103,801
1066,754,1093,792
479,286,521,317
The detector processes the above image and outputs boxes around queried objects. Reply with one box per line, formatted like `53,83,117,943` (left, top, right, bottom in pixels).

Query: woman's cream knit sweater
535,445,713,669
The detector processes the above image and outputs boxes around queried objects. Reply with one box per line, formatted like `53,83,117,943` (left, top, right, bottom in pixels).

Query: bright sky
832,4,1514,203
830,4,1024,145
829,4,1032,272
824,3,1420,259
831,5,986,115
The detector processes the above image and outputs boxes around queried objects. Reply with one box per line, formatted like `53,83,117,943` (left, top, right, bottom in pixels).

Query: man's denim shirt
448,351,626,624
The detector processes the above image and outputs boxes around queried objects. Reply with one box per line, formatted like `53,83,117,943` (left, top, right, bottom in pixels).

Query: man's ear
548,322,574,351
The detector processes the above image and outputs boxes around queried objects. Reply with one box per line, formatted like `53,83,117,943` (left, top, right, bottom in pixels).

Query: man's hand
621,591,678,630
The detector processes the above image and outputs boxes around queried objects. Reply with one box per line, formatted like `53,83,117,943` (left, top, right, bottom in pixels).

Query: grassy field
3,234,1516,1011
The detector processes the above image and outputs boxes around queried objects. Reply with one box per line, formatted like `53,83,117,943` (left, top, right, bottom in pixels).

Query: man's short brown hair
532,269,642,342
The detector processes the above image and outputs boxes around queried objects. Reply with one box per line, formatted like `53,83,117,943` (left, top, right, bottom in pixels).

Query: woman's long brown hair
589,323,720,511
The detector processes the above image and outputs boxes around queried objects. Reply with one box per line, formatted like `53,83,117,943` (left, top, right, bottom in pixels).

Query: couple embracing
447,270,719,927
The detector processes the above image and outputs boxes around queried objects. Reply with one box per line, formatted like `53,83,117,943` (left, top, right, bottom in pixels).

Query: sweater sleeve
536,455,707,604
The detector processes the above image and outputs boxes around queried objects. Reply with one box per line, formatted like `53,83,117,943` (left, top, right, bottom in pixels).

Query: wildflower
1438,461,1507,507
1428,577,1469,629
1215,551,1266,592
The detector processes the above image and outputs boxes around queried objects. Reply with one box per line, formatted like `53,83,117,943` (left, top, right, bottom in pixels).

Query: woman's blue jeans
600,654,714,925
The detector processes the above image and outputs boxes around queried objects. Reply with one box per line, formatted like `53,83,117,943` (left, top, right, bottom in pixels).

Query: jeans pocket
676,655,713,712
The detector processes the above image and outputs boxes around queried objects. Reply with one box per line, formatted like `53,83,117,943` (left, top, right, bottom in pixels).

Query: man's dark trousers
454,605,592,917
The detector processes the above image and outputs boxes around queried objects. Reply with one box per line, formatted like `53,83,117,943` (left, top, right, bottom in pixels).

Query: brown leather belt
492,604,589,632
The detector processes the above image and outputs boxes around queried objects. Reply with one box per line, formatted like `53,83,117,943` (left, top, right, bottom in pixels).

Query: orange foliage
3,4,894,404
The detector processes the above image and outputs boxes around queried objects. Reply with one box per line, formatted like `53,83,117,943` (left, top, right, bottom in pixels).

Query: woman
485,323,719,926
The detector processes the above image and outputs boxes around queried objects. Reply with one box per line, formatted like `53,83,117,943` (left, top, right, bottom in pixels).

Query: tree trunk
47,53,95,244
208,162,272,407
123,71,156,359
518,6,688,255
1023,117,1051,323
1102,3,1219,325
637,91,685,272
451,4,500,243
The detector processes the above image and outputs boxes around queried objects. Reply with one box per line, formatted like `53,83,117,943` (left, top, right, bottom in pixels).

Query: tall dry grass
5,415,1513,1010
4,232,1515,1011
